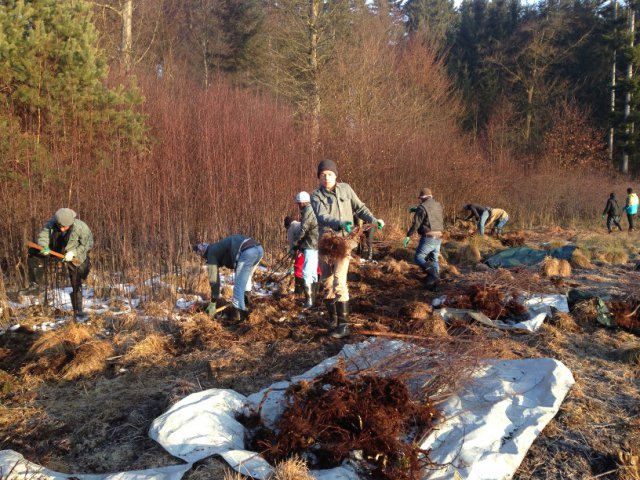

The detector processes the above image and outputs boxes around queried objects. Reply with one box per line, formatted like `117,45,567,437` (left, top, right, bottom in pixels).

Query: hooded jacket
603,196,621,217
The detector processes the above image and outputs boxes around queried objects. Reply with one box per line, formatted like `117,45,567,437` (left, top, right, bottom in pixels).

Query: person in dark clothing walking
602,193,623,233
463,203,490,235
404,188,444,288
193,235,263,321
22,208,94,320
290,191,319,307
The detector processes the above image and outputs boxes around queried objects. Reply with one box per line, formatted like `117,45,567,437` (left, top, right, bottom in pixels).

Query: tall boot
423,267,440,291
304,284,314,308
331,301,350,339
230,306,249,322
71,288,87,321
324,299,337,328
244,292,253,309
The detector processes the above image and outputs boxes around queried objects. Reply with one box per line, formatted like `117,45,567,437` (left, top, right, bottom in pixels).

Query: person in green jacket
311,159,385,338
193,235,263,321
22,208,94,320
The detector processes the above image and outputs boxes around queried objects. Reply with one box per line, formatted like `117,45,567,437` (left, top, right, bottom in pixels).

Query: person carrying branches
21,208,94,320
404,188,444,289
311,159,385,338
193,235,263,322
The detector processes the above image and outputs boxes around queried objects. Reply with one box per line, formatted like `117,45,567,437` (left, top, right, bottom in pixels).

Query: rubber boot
244,292,253,309
294,277,305,294
304,284,314,308
331,301,350,339
423,267,440,291
72,288,88,321
230,306,249,322
324,299,337,328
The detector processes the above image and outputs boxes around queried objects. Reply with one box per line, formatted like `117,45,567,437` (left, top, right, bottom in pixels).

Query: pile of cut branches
318,229,360,262
242,364,439,480
608,300,640,332
443,284,527,320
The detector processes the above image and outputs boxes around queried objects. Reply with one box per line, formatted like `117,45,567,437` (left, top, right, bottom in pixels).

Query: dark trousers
357,227,375,258
607,215,622,233
627,213,636,231
27,250,90,299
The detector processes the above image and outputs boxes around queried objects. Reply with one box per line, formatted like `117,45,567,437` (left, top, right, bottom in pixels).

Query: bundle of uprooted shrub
443,284,527,320
608,300,640,332
241,364,439,480
318,229,361,262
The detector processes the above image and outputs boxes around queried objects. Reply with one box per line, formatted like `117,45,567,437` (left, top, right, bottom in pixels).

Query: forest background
0,0,637,287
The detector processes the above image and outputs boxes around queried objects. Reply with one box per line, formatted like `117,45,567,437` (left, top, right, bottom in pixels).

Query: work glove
205,302,217,317
41,248,51,256
601,214,605,219
408,206,417,213
377,219,385,230
64,251,75,262
403,237,410,247
290,265,295,275
340,221,353,233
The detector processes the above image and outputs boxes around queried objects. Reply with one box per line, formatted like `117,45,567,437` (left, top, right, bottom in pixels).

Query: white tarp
0,450,191,480
436,293,569,332
149,339,574,480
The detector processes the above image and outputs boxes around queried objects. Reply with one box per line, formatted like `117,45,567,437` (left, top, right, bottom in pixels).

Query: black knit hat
317,159,338,178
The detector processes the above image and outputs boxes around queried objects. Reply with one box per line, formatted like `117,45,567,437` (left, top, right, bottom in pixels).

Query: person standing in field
404,188,444,288
289,191,319,308
625,187,639,232
311,159,385,338
22,208,94,321
602,193,623,233
284,216,305,295
193,235,263,321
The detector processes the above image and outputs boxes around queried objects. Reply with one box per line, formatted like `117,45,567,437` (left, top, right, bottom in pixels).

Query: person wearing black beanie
311,159,385,339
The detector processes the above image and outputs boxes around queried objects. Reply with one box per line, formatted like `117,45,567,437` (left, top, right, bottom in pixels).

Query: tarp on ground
149,338,574,480
0,450,191,480
436,293,569,332
485,245,576,269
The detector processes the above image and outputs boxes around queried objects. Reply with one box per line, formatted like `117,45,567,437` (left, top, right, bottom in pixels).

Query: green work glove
340,221,353,233
403,237,410,247
601,214,605,219
41,248,51,256
290,265,295,274
408,206,417,213
205,302,217,317
377,219,385,230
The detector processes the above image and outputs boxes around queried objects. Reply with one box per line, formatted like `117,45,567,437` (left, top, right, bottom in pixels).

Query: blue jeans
302,249,318,285
415,236,441,275
479,210,490,235
493,215,509,234
233,245,264,311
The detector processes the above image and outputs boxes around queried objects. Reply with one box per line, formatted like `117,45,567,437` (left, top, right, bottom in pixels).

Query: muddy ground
0,227,639,479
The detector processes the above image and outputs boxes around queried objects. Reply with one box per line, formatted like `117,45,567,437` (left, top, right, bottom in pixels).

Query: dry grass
612,346,640,366
572,299,599,324
570,249,594,269
383,259,411,274
541,257,571,278
441,241,482,265
270,456,314,480
179,313,227,349
550,312,581,333
122,333,174,366
28,323,94,357
576,233,636,265
62,340,114,380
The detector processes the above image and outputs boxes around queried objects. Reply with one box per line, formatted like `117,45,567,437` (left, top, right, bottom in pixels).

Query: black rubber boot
230,306,249,321
71,288,87,321
304,284,314,308
324,299,337,328
244,292,253,309
331,301,350,339
423,267,440,291
294,277,305,294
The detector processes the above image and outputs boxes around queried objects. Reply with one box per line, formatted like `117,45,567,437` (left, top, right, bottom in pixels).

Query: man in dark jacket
404,188,444,287
602,193,623,233
463,203,490,235
290,191,319,307
193,235,263,321
311,159,385,338
22,208,94,320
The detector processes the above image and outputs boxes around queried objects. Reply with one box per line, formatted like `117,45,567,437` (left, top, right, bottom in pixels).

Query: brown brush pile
549,312,582,333
242,365,438,480
608,301,640,332
570,249,594,269
500,231,526,247
541,257,572,278
318,230,359,262
443,285,527,320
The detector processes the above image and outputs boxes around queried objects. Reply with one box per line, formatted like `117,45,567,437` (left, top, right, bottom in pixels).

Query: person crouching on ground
193,235,263,321
486,207,509,236
290,191,319,308
311,159,385,338
22,208,93,321
463,203,490,235
404,188,444,288
603,193,623,234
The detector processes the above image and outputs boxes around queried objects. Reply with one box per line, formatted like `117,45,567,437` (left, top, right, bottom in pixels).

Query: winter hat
317,159,338,178
419,188,433,198
192,242,209,257
295,191,311,203
610,192,616,199
54,208,77,227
